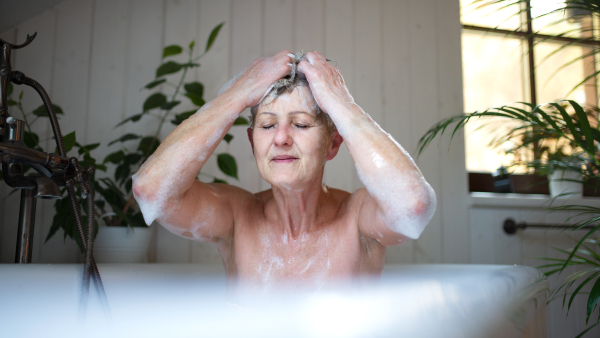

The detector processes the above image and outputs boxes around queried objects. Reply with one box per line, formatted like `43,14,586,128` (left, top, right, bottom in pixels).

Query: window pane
531,0,586,38
462,30,527,172
535,41,591,105
461,0,521,30
462,31,526,112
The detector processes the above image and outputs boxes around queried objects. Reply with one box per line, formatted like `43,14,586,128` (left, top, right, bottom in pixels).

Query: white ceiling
0,0,66,33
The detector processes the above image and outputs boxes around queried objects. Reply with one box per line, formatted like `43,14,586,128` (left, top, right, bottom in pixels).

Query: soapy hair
249,51,337,136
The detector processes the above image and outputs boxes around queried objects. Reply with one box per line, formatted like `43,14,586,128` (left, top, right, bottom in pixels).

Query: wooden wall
0,0,469,266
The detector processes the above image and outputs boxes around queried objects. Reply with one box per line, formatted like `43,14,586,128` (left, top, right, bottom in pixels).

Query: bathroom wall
0,0,468,265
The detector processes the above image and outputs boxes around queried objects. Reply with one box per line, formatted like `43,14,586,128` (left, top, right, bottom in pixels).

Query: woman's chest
231,219,366,287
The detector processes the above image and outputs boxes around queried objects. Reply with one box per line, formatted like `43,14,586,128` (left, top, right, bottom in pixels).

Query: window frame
461,0,600,172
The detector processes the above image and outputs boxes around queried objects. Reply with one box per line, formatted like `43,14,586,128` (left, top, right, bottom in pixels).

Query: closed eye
261,125,275,130
294,124,309,129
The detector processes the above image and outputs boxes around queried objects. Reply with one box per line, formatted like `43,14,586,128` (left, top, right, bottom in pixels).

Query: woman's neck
270,175,329,238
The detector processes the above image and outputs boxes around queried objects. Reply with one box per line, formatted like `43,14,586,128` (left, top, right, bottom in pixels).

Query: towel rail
503,218,597,235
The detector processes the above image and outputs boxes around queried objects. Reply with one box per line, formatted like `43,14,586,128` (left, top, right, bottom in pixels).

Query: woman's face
249,86,334,190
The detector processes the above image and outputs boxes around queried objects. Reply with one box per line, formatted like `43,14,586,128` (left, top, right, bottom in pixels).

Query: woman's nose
273,125,293,146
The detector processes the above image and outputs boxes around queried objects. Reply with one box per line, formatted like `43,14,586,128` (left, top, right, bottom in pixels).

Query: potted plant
422,1,600,335
4,22,246,263
94,22,248,263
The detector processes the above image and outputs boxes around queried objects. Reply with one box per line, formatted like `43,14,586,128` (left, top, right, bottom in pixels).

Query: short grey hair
249,71,337,136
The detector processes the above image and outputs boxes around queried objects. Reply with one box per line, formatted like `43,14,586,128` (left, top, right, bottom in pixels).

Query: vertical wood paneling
0,27,17,262
161,0,199,142
354,0,382,190
122,0,164,142
40,0,95,263
86,0,129,158
230,0,262,193
435,0,469,263
198,0,232,100
5,9,57,263
470,207,496,264
155,0,200,263
323,0,355,193
191,0,233,264
382,0,414,264
123,0,164,263
294,0,324,53
263,0,293,56
354,0,382,123
409,0,442,263
194,0,233,188
494,208,523,265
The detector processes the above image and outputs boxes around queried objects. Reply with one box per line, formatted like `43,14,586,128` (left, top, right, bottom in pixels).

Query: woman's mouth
272,155,298,163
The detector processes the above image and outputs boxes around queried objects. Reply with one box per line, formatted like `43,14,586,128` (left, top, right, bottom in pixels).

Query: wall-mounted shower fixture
0,32,109,319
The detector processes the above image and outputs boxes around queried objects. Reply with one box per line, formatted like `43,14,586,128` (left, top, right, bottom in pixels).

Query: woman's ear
247,128,254,154
326,130,343,161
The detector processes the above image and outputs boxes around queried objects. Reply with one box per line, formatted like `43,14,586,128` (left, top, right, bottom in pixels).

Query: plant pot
93,226,153,263
549,170,583,198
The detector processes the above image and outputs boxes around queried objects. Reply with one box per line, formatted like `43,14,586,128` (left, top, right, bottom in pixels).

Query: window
460,0,599,173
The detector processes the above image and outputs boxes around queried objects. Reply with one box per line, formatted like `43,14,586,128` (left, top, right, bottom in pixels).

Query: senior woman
132,50,436,292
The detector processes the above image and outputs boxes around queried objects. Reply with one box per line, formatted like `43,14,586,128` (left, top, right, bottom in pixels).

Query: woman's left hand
297,51,355,115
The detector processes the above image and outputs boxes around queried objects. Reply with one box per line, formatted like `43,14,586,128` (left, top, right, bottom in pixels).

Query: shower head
34,177,62,199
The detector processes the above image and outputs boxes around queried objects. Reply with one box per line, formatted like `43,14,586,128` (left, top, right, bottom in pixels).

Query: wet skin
132,50,436,292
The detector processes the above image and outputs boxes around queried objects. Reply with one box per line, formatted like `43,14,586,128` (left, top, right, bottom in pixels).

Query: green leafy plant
4,22,245,252
418,99,600,335
99,21,246,230
425,1,600,335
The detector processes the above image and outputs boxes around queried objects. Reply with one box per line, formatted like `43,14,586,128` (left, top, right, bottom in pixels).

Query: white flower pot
549,170,583,198
93,226,153,263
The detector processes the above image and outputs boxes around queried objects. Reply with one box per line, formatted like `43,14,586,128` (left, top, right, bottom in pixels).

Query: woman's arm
132,50,294,241
298,51,436,245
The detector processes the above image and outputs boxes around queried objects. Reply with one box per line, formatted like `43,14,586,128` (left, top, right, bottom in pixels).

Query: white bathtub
0,264,547,337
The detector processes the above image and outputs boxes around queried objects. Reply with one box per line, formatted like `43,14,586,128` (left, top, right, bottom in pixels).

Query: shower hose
12,71,110,318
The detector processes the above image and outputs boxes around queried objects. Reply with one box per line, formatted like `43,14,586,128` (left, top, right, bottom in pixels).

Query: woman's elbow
415,183,436,220
388,183,436,240
411,183,437,237
132,173,168,225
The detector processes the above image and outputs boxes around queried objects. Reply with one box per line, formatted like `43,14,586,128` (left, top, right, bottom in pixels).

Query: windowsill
469,192,600,208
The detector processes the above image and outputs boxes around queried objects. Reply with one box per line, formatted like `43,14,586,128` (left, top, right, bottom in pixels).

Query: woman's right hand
225,50,294,108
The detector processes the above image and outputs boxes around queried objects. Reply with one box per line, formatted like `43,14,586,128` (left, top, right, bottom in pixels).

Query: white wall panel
408,0,442,263
0,27,17,262
263,0,294,57
354,0,383,159
86,0,129,155
154,0,200,263
436,0,470,264
3,9,57,263
195,0,234,188
41,0,95,263
230,0,262,193
294,0,324,53
323,0,355,193
0,0,470,268
382,0,414,264
469,199,600,337
191,0,234,264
